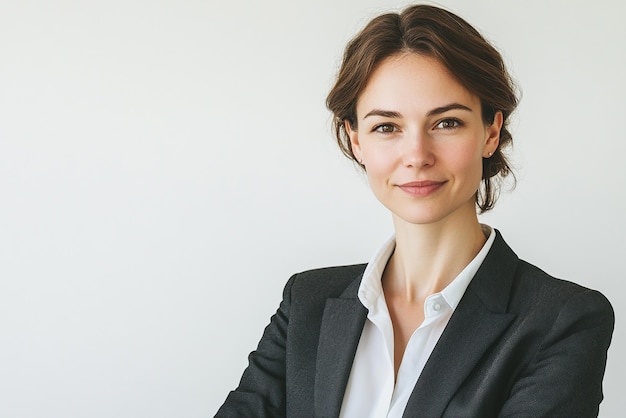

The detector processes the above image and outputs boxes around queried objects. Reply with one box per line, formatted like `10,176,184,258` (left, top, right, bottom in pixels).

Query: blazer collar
314,269,367,417
313,231,519,417
403,230,519,417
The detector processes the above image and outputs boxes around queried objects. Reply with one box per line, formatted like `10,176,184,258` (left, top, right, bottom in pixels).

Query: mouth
397,180,446,197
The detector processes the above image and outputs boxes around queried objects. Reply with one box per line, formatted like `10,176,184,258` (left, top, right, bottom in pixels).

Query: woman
216,4,614,417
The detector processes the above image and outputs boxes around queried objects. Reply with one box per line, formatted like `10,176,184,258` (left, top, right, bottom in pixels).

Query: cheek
445,142,484,182
362,145,398,183
361,147,399,205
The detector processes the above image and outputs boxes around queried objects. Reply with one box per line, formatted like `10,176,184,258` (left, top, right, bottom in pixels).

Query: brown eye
374,124,397,133
435,119,462,129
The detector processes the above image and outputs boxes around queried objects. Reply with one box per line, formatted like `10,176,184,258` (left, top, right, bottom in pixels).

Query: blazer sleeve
215,275,295,418
499,289,614,418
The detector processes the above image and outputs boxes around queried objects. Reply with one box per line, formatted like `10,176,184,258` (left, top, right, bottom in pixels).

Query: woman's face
348,53,502,226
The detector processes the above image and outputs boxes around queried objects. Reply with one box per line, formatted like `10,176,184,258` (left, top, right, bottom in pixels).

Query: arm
499,289,615,418
215,275,296,418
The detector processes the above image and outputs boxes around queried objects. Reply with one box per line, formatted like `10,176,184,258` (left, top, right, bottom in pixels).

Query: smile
397,180,446,197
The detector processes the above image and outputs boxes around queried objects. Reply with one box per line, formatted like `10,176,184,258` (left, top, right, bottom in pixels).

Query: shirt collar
358,235,396,312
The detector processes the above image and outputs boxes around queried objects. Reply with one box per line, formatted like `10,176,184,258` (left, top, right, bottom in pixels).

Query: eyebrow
426,103,473,116
362,103,473,119
363,109,402,119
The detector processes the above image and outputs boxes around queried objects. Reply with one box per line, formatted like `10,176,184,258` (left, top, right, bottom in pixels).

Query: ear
345,119,362,162
483,111,503,157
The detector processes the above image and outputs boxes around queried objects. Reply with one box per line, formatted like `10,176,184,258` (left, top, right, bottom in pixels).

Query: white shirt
339,225,496,418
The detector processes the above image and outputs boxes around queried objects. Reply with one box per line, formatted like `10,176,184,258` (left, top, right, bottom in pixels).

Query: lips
397,180,446,197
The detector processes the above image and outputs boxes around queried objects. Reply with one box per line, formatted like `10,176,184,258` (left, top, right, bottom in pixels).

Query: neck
383,204,487,302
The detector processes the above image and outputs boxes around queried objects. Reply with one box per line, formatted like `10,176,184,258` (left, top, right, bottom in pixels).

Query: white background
0,0,624,416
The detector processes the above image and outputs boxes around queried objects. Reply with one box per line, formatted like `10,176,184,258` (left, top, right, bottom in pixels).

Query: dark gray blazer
216,231,614,417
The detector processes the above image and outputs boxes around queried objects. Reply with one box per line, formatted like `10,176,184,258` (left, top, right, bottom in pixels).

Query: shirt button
433,303,441,311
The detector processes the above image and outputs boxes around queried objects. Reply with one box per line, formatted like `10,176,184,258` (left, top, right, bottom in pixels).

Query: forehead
356,53,480,116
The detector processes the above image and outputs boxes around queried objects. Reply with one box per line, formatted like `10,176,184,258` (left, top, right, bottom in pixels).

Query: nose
402,129,435,168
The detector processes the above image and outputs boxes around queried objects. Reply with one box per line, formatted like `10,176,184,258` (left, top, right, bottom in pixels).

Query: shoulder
510,259,614,325
286,263,366,301
513,259,611,304
485,231,613,318
278,264,366,336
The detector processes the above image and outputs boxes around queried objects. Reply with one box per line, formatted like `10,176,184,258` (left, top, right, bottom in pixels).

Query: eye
373,123,398,134
435,118,462,130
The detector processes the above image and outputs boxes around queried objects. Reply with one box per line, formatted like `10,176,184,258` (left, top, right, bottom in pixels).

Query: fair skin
346,52,503,378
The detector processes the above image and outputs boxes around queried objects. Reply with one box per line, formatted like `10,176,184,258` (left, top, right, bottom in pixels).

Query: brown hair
326,4,518,212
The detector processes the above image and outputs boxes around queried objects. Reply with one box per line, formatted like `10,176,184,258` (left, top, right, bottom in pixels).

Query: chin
397,213,452,226
387,199,477,226
388,205,450,226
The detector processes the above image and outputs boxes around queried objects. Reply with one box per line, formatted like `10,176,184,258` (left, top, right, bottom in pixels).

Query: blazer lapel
314,274,368,418
403,231,518,417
